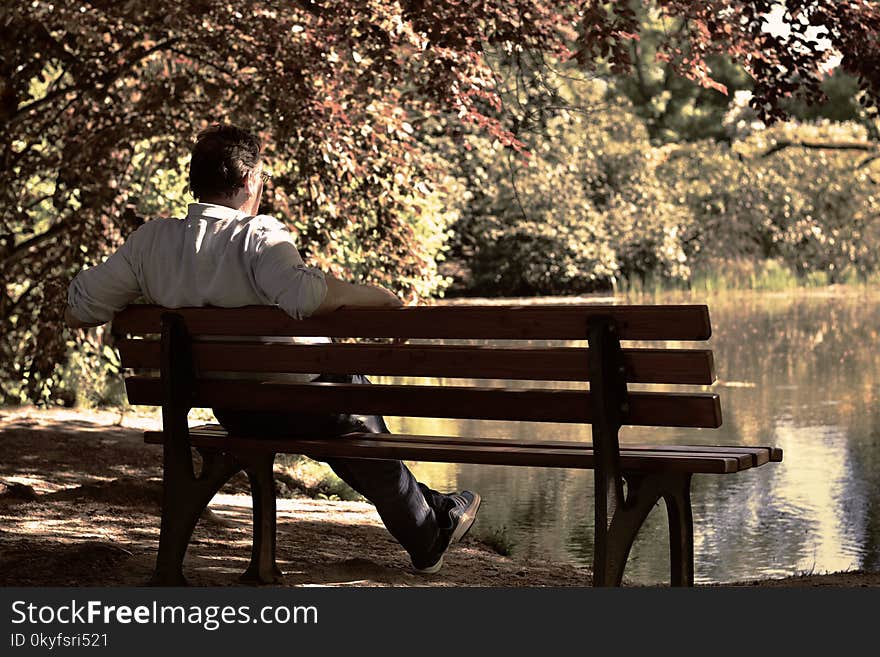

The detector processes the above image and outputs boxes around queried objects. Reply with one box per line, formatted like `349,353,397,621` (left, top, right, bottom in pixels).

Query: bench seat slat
331,434,779,467
175,423,782,464
143,427,779,473
117,340,716,385
125,377,722,428
113,304,712,341
263,439,743,473
143,430,748,473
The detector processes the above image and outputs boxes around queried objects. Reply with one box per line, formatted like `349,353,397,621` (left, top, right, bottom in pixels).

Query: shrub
454,91,693,295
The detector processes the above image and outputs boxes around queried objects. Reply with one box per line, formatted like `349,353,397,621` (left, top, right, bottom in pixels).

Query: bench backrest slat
116,304,721,430
123,377,722,428
117,340,716,385
112,304,712,340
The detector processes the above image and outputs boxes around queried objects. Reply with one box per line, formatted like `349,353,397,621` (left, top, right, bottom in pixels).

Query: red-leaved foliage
1,0,878,402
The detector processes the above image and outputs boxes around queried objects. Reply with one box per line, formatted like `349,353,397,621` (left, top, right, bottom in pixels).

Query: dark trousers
212,375,449,564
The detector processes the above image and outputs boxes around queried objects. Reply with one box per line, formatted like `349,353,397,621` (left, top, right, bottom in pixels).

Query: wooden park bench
112,303,782,587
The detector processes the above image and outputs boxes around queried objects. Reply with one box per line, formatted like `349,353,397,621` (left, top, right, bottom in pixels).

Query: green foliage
462,136,618,296
452,87,691,295
608,7,753,143
659,120,880,284
608,17,876,145
1,324,125,408
60,336,129,409
449,88,880,297
264,153,459,302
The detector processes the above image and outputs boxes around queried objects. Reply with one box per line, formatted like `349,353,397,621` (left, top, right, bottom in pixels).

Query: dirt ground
2,406,878,588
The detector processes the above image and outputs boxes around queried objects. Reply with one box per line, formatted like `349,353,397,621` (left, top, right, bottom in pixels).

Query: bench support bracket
150,446,244,586
235,451,282,584
152,313,285,586
598,470,695,586
588,316,695,586
150,313,246,585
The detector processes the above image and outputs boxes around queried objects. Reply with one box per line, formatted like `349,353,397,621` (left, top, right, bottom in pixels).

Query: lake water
378,288,880,585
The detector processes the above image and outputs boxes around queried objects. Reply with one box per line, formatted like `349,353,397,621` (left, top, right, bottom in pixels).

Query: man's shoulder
124,217,179,248
248,214,290,234
246,215,298,251
133,216,182,234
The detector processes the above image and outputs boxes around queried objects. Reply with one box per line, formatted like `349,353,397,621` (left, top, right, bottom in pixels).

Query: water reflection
381,288,880,584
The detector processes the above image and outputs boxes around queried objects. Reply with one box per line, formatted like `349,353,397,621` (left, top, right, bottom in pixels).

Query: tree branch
167,47,237,78
6,38,181,128
761,140,879,158
0,221,70,269
856,153,880,169
631,40,650,104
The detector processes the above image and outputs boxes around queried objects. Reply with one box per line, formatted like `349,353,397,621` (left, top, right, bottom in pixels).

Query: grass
474,525,516,557
617,258,880,297
274,454,364,502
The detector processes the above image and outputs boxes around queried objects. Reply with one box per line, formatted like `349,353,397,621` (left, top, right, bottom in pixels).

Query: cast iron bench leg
593,471,695,587
663,473,695,587
236,451,282,584
150,447,242,586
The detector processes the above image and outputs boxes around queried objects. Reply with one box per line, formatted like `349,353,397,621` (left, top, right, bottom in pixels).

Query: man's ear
244,172,257,196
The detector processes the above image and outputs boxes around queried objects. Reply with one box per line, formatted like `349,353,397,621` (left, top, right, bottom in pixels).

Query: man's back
66,203,328,326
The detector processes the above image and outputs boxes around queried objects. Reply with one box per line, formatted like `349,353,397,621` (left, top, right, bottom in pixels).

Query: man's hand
369,285,404,308
312,276,404,315
309,276,408,344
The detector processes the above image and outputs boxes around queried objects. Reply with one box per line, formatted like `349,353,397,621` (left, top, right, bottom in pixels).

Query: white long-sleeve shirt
67,202,328,324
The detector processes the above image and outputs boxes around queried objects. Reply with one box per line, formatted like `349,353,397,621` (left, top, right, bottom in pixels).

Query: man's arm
64,305,106,329
310,275,403,315
252,222,404,319
66,225,145,329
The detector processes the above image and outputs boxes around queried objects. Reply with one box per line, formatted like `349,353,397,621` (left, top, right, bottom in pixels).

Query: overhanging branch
0,221,70,269
6,38,181,129
761,139,878,158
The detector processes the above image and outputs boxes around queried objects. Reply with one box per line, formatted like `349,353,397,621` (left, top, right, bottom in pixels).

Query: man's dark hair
188,124,262,200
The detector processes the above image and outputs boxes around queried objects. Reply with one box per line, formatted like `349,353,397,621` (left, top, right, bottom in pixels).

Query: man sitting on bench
63,123,480,574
